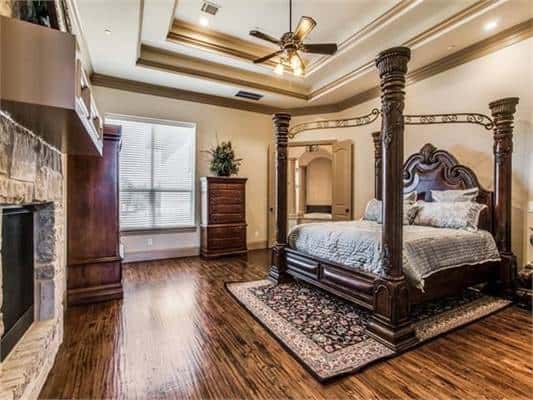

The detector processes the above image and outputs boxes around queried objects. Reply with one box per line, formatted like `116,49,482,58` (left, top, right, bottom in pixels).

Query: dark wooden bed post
367,47,417,351
268,113,293,284
489,97,519,293
372,131,383,200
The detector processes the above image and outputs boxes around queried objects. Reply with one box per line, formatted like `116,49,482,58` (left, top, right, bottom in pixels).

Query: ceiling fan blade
253,50,284,64
294,16,316,41
302,43,338,55
249,30,281,45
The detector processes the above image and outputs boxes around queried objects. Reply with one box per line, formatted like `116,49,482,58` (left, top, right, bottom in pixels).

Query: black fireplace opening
1,207,34,361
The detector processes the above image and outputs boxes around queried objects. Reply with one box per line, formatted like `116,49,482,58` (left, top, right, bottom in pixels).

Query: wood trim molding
138,44,308,100
404,0,502,48
92,19,533,116
69,256,122,266
91,73,281,115
122,242,268,262
335,18,533,112
306,0,421,75
123,247,200,263
308,0,507,101
167,18,280,68
406,18,533,84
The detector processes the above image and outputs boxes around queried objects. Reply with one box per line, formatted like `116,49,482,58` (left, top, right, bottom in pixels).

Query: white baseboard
123,247,199,263
123,241,268,263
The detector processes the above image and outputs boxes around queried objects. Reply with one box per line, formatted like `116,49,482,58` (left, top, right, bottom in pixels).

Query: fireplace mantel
0,112,65,400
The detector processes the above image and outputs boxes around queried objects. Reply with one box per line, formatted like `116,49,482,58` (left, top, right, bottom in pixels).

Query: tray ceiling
77,0,533,111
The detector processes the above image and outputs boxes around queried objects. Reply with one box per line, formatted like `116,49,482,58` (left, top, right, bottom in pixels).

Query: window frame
106,113,197,233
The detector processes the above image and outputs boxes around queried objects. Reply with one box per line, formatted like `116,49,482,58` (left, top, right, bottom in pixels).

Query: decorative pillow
363,199,382,222
363,199,421,225
404,191,417,203
413,201,487,231
431,188,479,202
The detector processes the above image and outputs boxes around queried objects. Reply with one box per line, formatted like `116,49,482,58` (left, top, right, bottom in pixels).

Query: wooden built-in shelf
0,16,103,156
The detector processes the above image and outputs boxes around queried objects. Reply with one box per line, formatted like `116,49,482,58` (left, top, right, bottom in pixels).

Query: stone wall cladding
0,111,64,400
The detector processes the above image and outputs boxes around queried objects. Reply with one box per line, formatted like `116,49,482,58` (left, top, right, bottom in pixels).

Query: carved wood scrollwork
402,143,494,233
269,113,293,285
489,97,519,262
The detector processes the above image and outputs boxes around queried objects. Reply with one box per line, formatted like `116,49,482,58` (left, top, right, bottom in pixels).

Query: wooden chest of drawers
200,177,247,258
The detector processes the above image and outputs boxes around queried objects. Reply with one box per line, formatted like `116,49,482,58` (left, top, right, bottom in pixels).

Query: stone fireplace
0,112,64,400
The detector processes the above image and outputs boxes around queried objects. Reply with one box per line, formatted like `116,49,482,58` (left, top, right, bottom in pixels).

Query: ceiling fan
249,0,338,76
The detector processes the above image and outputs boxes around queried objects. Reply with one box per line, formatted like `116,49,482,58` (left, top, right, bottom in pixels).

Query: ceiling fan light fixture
250,1,337,67
290,53,301,69
274,63,284,76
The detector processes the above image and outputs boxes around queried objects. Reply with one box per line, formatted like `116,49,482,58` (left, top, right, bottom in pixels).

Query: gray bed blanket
287,220,501,290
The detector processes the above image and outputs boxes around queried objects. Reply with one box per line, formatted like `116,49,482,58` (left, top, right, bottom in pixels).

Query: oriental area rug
226,280,510,381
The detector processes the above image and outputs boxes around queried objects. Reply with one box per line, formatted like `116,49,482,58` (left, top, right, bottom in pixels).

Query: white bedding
287,220,501,290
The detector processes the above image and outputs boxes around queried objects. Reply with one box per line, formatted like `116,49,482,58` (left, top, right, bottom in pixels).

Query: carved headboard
372,140,494,233
402,143,494,233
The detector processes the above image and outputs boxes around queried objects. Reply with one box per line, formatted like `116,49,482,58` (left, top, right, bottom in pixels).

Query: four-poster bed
268,46,519,351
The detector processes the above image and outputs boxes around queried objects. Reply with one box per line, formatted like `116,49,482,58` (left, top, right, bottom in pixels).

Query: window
107,115,196,231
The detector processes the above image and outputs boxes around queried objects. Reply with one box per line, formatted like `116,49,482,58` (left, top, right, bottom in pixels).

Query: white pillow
431,188,479,202
413,201,487,231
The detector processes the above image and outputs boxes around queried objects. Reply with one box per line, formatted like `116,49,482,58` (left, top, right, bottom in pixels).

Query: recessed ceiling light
104,28,112,35
484,20,498,31
199,16,209,27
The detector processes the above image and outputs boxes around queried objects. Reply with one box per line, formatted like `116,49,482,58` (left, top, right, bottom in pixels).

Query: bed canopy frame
268,46,519,351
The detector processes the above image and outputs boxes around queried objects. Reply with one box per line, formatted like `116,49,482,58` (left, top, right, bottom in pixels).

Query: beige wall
93,86,272,262
307,158,333,205
291,38,533,267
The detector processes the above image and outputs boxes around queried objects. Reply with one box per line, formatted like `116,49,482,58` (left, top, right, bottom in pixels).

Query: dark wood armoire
200,176,247,258
67,125,123,305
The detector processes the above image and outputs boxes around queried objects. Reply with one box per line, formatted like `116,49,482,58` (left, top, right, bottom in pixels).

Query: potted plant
204,140,242,177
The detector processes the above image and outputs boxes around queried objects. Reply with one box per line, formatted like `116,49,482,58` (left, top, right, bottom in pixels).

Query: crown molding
91,73,280,115
306,0,421,75
159,0,507,103
92,19,533,117
405,18,533,85
137,44,309,100
308,0,504,101
285,18,533,115
167,18,281,68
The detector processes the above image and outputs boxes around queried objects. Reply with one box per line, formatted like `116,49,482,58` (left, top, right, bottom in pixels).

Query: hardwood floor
40,250,533,399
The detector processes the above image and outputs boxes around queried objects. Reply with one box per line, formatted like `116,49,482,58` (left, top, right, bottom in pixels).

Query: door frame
267,139,338,248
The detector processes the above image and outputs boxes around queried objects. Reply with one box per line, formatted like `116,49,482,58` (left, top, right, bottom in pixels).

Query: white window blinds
107,116,196,231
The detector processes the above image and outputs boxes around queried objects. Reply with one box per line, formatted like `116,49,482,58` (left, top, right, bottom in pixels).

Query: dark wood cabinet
200,177,247,258
67,125,123,305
